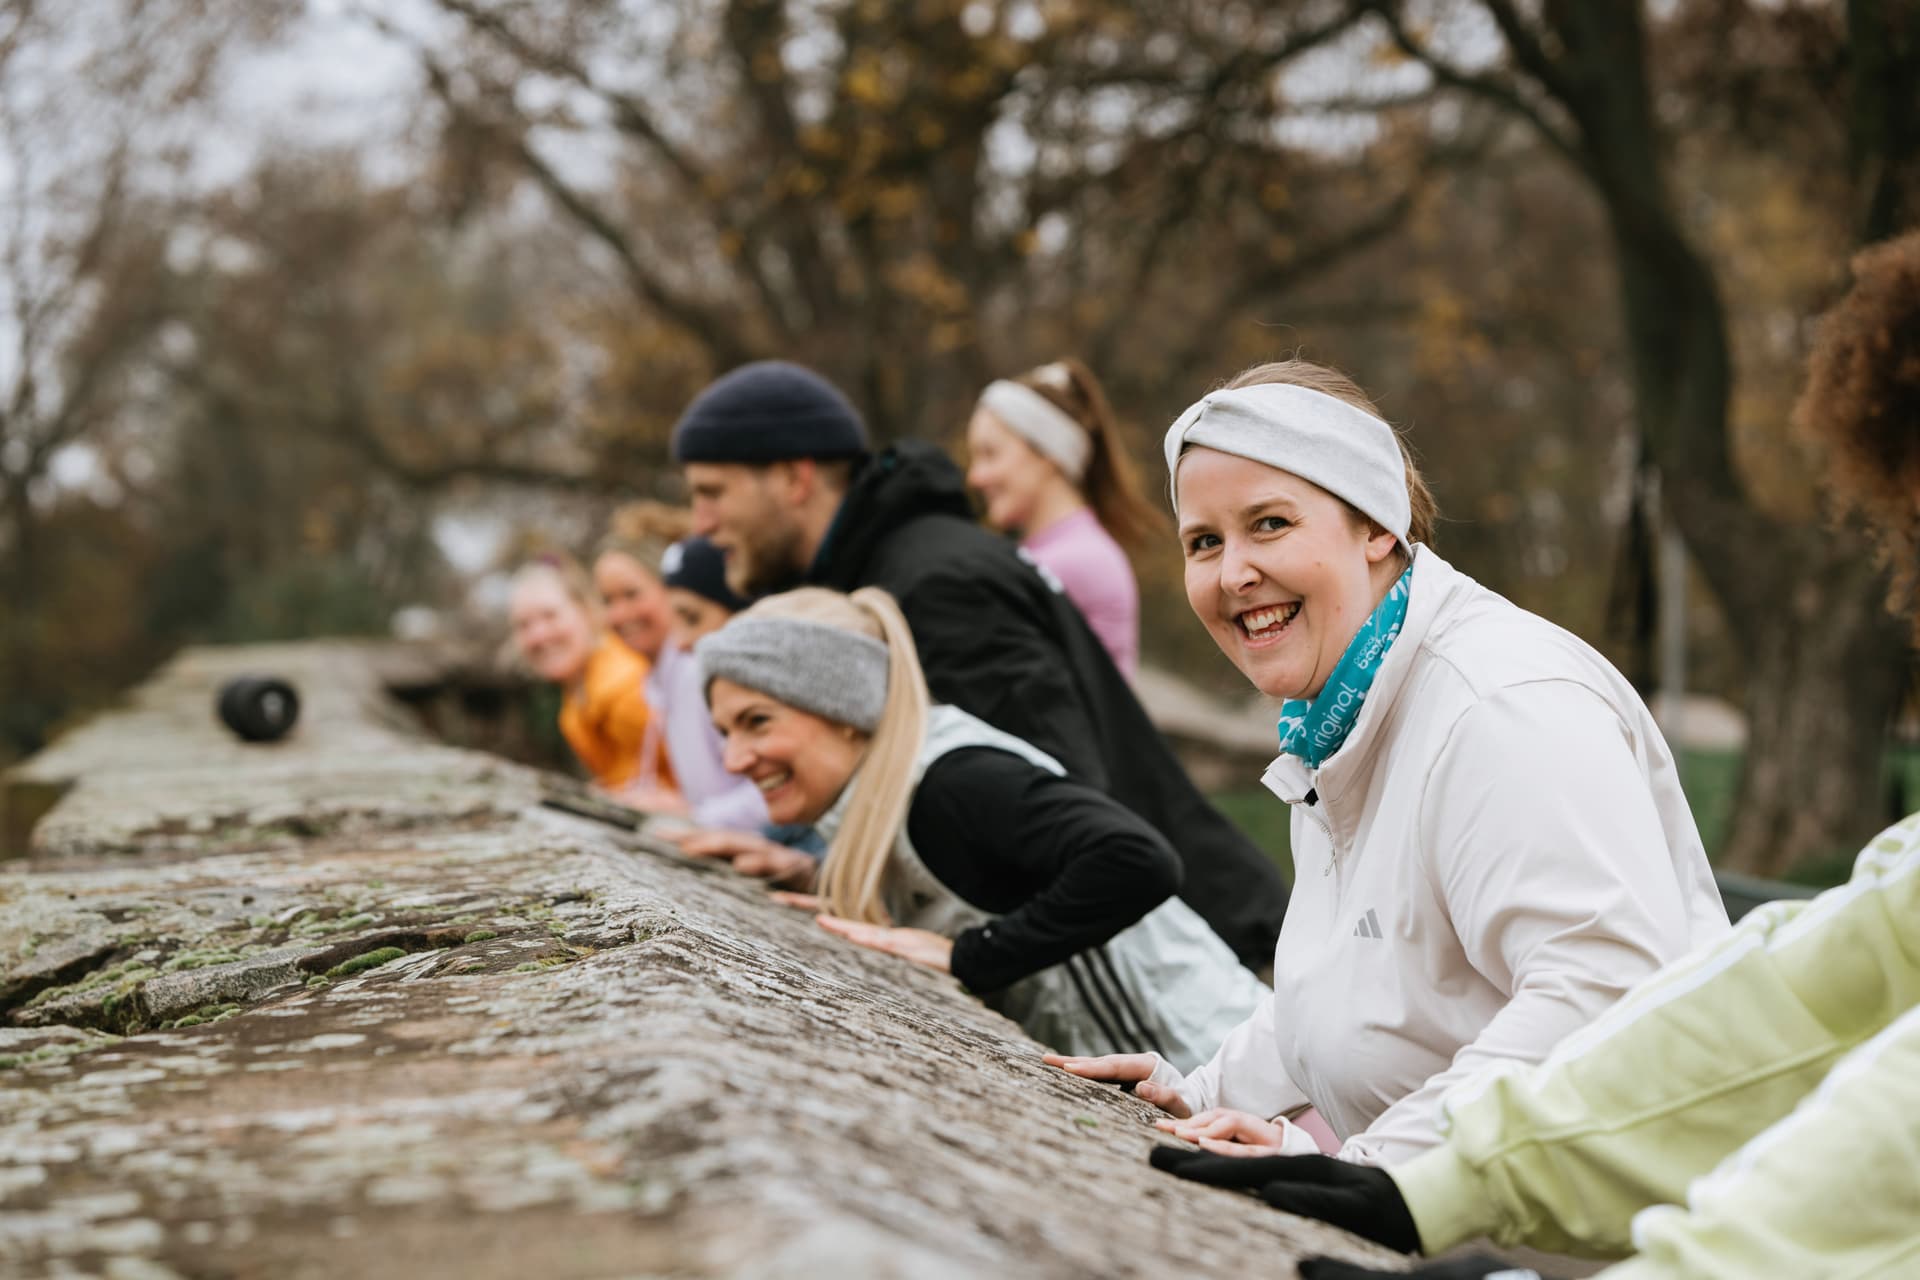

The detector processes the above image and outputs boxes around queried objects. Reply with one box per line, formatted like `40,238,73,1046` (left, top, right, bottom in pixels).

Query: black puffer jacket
808,441,1289,970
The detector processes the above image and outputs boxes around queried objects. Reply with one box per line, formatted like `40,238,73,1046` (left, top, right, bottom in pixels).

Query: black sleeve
906,747,1183,994
897,570,1109,787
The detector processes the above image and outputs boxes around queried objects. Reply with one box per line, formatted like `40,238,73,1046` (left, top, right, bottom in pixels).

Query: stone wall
0,642,1400,1278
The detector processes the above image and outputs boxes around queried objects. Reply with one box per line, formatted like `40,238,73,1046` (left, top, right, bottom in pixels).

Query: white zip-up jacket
1148,547,1730,1165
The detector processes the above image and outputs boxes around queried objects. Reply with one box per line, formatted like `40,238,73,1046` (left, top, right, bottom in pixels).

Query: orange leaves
843,50,903,109
1412,285,1492,386
884,252,969,316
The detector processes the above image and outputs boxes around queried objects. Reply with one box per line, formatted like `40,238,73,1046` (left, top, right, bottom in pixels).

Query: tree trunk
1711,534,1910,876
1618,233,1904,877
1555,0,1907,878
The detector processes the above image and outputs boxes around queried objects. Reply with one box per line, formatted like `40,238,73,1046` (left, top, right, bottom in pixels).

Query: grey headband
1163,384,1412,549
696,616,889,732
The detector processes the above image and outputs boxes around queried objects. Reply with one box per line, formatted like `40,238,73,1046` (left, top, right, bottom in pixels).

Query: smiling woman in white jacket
1047,358,1729,1167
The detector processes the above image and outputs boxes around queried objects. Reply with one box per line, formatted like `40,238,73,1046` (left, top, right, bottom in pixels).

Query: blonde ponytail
730,586,930,924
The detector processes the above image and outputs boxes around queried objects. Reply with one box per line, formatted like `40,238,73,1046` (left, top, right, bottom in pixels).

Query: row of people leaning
504,236,1919,1280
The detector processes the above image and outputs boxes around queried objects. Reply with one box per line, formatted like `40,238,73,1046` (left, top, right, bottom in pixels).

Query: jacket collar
1260,547,1469,827
808,442,974,590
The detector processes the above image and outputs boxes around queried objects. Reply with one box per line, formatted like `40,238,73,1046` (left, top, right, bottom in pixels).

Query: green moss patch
323,946,408,980
160,949,244,972
162,1003,242,1030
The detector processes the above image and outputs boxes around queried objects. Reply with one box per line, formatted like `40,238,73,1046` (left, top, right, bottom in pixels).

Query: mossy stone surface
0,642,1398,1278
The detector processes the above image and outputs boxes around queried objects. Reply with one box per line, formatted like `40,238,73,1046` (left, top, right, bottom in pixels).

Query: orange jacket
557,637,675,792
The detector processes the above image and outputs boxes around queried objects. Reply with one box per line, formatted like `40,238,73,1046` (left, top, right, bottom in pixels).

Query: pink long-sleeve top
644,641,771,833
1021,507,1139,679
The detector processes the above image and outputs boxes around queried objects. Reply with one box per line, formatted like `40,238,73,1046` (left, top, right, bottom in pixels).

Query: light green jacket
1393,812,1920,1278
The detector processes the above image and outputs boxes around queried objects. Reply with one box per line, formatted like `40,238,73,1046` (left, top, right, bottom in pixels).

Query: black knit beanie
671,361,869,464
661,537,750,613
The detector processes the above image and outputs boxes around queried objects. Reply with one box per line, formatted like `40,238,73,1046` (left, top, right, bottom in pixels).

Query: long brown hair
1221,358,1439,563
1012,357,1166,551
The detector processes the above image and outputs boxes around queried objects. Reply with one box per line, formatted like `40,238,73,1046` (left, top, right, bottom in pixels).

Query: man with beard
672,359,1289,973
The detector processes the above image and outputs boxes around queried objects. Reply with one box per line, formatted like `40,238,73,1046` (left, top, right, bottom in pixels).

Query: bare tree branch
414,0,807,331
373,12,758,368
1359,0,1590,177
1164,189,1418,377
1483,0,1582,110
167,358,632,497
429,0,709,194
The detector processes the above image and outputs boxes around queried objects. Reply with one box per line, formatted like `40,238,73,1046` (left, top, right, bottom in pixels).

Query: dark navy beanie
671,361,869,464
661,537,750,613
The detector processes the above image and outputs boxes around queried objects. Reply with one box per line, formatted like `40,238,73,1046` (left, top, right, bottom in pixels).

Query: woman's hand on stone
1040,1052,1191,1119
768,890,824,912
813,916,954,972
670,829,818,890
1156,1107,1292,1156
610,781,689,817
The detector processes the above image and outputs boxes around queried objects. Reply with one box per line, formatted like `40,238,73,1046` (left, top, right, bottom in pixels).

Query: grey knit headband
696,616,889,732
1163,384,1412,550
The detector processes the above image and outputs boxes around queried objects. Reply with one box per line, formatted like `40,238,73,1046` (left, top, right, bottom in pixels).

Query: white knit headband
1162,383,1412,549
696,616,890,732
977,380,1092,482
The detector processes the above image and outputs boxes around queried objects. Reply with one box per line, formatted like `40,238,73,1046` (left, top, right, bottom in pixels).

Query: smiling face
593,551,673,661
965,407,1063,533
667,587,734,652
509,574,598,687
1176,446,1400,701
708,678,868,825
684,462,809,597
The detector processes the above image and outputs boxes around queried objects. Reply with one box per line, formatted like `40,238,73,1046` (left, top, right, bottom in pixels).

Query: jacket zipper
1301,784,1339,877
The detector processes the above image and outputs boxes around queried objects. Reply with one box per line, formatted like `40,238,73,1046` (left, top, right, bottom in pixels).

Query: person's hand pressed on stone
1147,1147,1421,1254
1158,1106,1296,1155
669,828,818,889
1042,1052,1192,1118
610,780,691,818
813,915,954,972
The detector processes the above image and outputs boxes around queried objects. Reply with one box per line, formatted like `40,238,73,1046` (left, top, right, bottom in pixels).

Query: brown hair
597,501,694,577
1795,231,1920,638
1012,357,1166,550
732,586,929,926
1221,358,1439,559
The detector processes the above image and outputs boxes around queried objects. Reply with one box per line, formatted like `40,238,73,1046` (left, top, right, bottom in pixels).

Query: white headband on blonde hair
978,379,1092,482
1163,383,1413,549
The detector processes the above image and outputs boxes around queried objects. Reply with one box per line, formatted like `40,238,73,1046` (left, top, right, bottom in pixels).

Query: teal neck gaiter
1275,565,1414,768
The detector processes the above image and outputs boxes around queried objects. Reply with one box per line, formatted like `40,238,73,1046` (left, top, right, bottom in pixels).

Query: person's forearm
949,845,1171,992
1595,1001,1920,1280
1404,816,1920,1258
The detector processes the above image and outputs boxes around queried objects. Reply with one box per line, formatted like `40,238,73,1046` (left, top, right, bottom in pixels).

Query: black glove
1300,1255,1546,1280
1148,1147,1422,1254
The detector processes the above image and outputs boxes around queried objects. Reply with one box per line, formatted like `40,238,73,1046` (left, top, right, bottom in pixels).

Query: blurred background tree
3,0,1913,879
